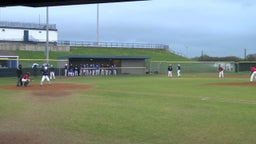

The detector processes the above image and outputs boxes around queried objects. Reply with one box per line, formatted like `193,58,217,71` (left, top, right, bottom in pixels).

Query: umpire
16,64,23,87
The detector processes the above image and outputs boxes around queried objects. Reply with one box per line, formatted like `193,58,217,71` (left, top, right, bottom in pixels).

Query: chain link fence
148,61,237,74
1,58,256,77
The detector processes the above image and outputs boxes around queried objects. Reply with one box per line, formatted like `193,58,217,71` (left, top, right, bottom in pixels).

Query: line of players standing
64,64,117,77
167,63,256,82
168,64,224,78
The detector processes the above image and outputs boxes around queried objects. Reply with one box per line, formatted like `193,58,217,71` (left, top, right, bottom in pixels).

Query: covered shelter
0,0,147,7
58,55,150,74
0,55,19,68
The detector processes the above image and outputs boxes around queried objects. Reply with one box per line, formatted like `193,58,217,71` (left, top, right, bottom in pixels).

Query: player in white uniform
49,65,56,80
177,64,181,77
250,66,256,82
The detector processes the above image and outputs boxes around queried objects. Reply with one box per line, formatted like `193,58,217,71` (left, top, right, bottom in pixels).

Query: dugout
0,55,18,68
58,55,150,75
237,62,256,72
0,55,19,77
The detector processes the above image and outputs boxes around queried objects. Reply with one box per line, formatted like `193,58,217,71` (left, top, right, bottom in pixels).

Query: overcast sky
1,0,256,58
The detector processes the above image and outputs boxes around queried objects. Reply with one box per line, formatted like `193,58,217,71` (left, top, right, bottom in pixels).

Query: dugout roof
0,0,147,7
59,55,150,60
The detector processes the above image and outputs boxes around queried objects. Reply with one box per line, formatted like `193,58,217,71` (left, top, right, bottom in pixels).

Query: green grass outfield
0,74,256,144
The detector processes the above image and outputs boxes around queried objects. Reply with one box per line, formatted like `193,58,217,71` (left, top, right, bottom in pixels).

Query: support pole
96,4,99,46
244,48,247,60
45,7,49,64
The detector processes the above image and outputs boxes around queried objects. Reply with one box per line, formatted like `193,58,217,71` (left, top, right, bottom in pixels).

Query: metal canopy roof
0,0,147,7
59,55,150,59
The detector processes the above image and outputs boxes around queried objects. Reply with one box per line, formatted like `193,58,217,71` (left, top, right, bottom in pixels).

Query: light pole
244,48,247,60
184,45,189,58
45,7,49,64
96,4,99,46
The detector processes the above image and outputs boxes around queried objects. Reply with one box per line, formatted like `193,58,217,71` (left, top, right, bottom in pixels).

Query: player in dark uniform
40,65,51,86
167,64,173,78
32,64,38,77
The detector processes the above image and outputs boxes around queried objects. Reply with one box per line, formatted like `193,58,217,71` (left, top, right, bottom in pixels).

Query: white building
0,21,58,43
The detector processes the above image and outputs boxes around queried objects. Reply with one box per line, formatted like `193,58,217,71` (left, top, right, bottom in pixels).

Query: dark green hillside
15,47,188,61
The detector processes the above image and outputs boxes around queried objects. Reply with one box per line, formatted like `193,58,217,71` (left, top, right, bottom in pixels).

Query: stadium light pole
244,48,247,60
184,44,189,58
45,6,49,64
96,3,99,46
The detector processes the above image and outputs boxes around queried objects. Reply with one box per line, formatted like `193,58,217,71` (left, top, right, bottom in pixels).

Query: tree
191,54,242,61
246,54,256,61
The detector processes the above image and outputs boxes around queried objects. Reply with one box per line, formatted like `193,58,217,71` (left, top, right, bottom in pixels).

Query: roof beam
0,0,147,7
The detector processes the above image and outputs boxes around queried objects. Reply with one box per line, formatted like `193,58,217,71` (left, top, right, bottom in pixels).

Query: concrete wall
0,42,70,52
121,59,146,74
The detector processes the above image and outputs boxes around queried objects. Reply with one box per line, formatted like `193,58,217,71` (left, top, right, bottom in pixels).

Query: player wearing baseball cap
177,64,181,77
40,65,51,86
218,64,224,78
250,66,256,82
167,64,173,78
49,65,56,80
21,72,30,87
16,64,23,87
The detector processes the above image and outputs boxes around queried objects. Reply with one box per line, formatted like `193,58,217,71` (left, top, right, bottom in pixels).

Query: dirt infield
0,83,92,96
1,83,92,91
204,81,256,86
0,83,93,97
0,83,93,144
0,133,42,144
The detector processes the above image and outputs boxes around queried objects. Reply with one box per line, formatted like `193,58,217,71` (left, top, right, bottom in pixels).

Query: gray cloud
1,0,256,58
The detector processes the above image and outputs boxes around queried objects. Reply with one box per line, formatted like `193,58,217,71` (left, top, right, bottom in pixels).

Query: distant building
0,21,58,43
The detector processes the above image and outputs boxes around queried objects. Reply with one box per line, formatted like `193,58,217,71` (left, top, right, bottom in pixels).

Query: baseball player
40,65,51,86
21,72,30,87
250,66,256,82
112,64,117,76
177,64,181,77
49,65,56,80
64,64,68,76
218,65,224,78
167,64,173,78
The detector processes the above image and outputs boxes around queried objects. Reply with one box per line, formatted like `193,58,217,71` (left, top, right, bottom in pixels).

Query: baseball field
0,73,255,144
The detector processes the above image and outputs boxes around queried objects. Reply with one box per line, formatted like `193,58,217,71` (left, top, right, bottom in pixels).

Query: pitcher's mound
204,82,256,86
